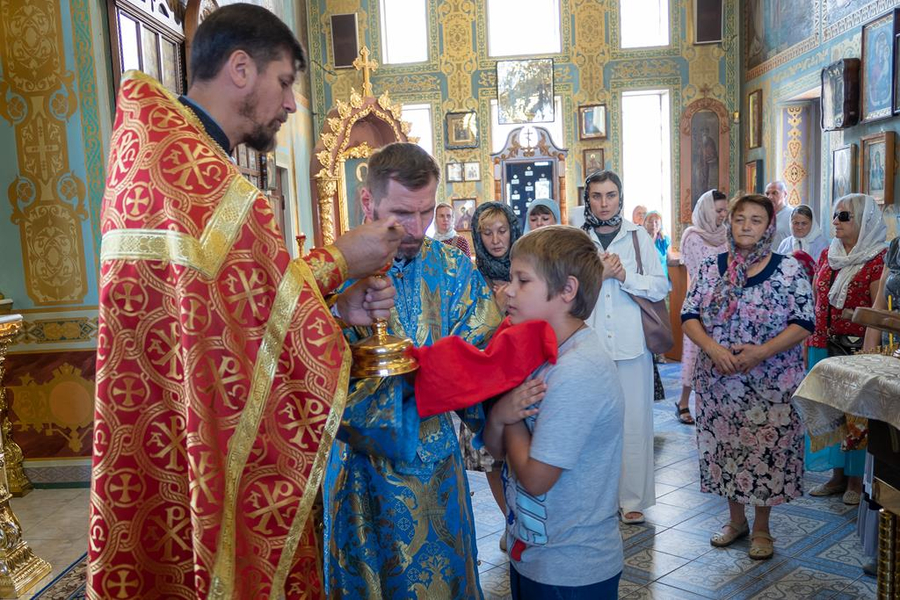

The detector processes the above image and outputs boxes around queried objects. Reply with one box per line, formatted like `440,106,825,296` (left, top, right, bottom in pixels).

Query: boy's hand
494,379,546,425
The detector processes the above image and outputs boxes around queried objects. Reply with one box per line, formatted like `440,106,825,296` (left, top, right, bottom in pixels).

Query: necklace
558,323,587,347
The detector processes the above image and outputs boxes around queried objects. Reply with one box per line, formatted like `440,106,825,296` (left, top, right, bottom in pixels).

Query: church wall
305,0,741,238
0,0,317,485
0,0,114,485
742,0,900,233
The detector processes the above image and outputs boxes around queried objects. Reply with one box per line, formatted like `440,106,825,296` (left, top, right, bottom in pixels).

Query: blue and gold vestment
324,239,501,599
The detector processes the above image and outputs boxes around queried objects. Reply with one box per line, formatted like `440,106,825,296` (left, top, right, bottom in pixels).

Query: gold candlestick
0,315,50,596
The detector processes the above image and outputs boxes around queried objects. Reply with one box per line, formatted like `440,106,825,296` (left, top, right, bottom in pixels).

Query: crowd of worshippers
430,169,894,591
91,5,896,598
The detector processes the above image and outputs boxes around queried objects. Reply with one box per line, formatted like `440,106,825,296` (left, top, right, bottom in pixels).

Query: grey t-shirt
503,327,625,586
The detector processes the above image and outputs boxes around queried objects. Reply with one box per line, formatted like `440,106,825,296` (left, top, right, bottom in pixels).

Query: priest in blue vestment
323,143,502,599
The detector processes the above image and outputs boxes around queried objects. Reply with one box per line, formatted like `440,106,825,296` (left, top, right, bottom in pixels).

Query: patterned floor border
32,552,86,600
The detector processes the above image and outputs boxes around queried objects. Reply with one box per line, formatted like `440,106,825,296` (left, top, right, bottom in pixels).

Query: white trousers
616,351,655,513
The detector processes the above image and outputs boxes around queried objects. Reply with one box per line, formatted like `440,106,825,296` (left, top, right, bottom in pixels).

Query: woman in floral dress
676,189,729,423
681,194,814,560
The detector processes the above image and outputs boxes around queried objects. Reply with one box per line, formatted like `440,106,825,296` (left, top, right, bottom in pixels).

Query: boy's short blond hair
510,225,603,319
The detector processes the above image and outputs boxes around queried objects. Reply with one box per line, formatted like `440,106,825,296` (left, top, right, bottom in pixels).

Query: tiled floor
2,364,877,599
474,362,878,599
5,486,88,599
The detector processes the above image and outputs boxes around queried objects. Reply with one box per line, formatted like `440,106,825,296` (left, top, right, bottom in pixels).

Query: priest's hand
335,276,397,326
333,217,404,279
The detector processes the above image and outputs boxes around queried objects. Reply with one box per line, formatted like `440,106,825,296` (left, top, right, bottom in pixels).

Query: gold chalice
350,264,419,378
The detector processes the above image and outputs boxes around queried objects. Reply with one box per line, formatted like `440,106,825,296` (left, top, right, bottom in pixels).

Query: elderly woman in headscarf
676,189,729,424
806,194,887,506
524,198,561,232
681,193,813,561
776,204,828,260
582,170,668,524
459,200,522,551
432,201,471,257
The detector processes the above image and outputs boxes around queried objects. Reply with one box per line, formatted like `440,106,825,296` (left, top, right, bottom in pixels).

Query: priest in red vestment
88,5,401,599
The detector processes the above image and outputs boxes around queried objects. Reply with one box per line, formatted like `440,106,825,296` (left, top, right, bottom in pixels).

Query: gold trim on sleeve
100,175,258,278
323,245,349,282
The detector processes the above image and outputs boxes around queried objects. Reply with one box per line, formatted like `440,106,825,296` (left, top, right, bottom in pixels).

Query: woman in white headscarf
675,189,729,424
776,205,828,260
432,202,471,257
806,194,887,505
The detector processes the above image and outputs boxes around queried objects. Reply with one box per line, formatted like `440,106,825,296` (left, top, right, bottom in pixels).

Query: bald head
765,181,787,211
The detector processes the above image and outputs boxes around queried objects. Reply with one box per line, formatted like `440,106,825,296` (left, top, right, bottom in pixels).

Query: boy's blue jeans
509,564,621,599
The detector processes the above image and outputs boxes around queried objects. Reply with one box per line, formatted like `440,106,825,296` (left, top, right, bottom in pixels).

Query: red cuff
411,318,558,418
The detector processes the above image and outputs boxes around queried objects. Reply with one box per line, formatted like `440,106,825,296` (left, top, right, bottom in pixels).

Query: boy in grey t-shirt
484,226,625,598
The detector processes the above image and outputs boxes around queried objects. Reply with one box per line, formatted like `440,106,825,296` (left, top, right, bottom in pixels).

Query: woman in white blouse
776,205,828,261
581,171,669,524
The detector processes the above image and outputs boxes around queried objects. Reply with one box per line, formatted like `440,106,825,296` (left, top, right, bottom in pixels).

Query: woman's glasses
832,211,852,222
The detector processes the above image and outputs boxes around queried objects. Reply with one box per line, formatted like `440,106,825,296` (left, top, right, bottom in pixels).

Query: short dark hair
511,225,603,320
712,189,727,201
365,143,440,202
730,193,774,224
583,170,623,203
189,3,306,85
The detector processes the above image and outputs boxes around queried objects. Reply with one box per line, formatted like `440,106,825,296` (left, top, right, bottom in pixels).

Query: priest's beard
238,92,284,152
373,209,425,260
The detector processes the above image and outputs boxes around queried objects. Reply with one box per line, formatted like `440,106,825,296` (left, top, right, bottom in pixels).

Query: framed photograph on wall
860,132,894,204
463,161,481,181
745,159,763,193
446,162,464,183
578,105,607,140
831,144,858,203
821,58,860,130
583,148,605,176
496,58,554,124
445,111,478,149
452,198,476,231
861,11,894,122
748,89,762,149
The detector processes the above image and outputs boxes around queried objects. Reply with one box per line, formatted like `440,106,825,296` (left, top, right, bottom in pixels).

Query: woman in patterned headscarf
459,200,522,552
806,194,887,506
681,193,813,561
471,201,522,311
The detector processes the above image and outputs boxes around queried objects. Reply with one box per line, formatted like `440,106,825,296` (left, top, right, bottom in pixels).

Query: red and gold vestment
89,71,348,599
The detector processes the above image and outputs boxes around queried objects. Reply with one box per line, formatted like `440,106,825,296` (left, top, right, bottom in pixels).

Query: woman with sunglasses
806,194,887,505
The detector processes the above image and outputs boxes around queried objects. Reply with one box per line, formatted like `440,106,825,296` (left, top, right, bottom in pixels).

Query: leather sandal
675,403,695,425
749,531,775,560
710,520,749,547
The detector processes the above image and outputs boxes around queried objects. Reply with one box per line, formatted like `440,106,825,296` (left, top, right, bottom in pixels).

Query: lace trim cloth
793,353,900,452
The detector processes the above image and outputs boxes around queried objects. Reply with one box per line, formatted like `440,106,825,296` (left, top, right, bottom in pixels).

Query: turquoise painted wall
743,0,900,232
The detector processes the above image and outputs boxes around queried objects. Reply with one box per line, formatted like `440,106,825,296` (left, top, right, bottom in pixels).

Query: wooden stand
0,316,50,596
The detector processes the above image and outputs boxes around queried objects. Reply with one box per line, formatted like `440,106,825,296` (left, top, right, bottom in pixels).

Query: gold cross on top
353,46,378,97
